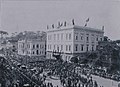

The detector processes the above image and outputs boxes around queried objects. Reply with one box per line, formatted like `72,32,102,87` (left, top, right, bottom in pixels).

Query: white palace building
46,22,104,61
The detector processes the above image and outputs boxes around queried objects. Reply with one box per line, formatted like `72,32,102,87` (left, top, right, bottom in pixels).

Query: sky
0,0,120,40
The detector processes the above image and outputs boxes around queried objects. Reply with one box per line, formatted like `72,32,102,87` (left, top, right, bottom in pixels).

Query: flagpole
0,0,2,30
0,0,1,29
0,0,1,46
84,18,90,27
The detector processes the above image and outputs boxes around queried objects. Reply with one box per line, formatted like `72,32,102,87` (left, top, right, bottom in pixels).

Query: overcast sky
1,0,120,40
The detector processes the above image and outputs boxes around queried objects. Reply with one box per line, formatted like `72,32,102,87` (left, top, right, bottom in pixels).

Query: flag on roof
86,18,89,22
72,19,75,25
84,23,87,27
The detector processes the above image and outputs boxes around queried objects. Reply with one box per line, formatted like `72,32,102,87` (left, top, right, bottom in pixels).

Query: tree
0,31,8,39
103,36,108,41
115,40,120,46
70,57,78,63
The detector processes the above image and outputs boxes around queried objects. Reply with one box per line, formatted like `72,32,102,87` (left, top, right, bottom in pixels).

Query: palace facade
46,25,104,61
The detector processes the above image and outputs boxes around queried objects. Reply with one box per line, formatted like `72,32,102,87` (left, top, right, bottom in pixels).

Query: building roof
18,39,45,43
47,25,104,33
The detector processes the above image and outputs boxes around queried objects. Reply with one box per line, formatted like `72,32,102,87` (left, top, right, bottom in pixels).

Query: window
50,45,51,50
36,50,39,55
23,43,25,48
61,45,63,51
36,44,39,48
69,33,71,40
75,33,78,40
27,44,29,48
91,34,95,43
33,45,35,49
75,44,78,51
50,35,52,40
96,35,98,41
48,35,52,40
86,45,89,51
57,45,59,51
69,45,71,51
92,45,94,51
81,33,84,40
91,34,94,36
87,37,89,42
42,45,44,48
48,35,50,40
54,45,55,50
61,33,63,40
57,34,59,40
28,44,30,48
48,45,49,49
86,36,89,42
66,56,67,61
96,38,98,41
66,45,68,51
81,36,83,40
66,34,68,40
100,38,102,41
86,34,89,42
27,51,28,54
81,44,84,51
23,50,24,54
33,51,35,54
54,34,56,40
40,45,41,48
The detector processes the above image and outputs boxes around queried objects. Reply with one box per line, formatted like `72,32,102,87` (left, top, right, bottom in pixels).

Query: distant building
46,25,104,61
7,39,18,52
18,39,46,57
17,31,46,57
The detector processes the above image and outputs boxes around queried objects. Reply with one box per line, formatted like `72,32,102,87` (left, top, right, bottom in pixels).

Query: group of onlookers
2,49,119,87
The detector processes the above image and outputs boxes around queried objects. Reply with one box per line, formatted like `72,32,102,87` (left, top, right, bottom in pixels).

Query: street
92,75,119,87
45,76,63,87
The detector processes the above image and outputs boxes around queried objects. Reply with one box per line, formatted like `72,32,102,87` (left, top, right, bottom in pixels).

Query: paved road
81,74,119,87
45,76,63,87
92,75,119,87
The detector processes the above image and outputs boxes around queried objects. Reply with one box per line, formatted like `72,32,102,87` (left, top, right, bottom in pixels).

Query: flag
57,22,63,28
84,23,87,27
60,22,63,26
86,18,89,22
52,24,54,28
102,26,104,30
58,22,61,27
72,19,75,25
64,21,66,26
47,25,49,29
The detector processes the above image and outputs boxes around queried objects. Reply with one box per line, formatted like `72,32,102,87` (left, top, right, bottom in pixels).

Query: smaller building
18,39,46,57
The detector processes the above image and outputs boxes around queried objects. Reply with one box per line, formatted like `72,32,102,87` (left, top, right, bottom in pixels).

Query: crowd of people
43,60,100,87
1,48,119,87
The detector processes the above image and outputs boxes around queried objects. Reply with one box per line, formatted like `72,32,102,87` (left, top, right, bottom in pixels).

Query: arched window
33,45,35,49
36,44,39,48
33,51,35,54
36,50,39,55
